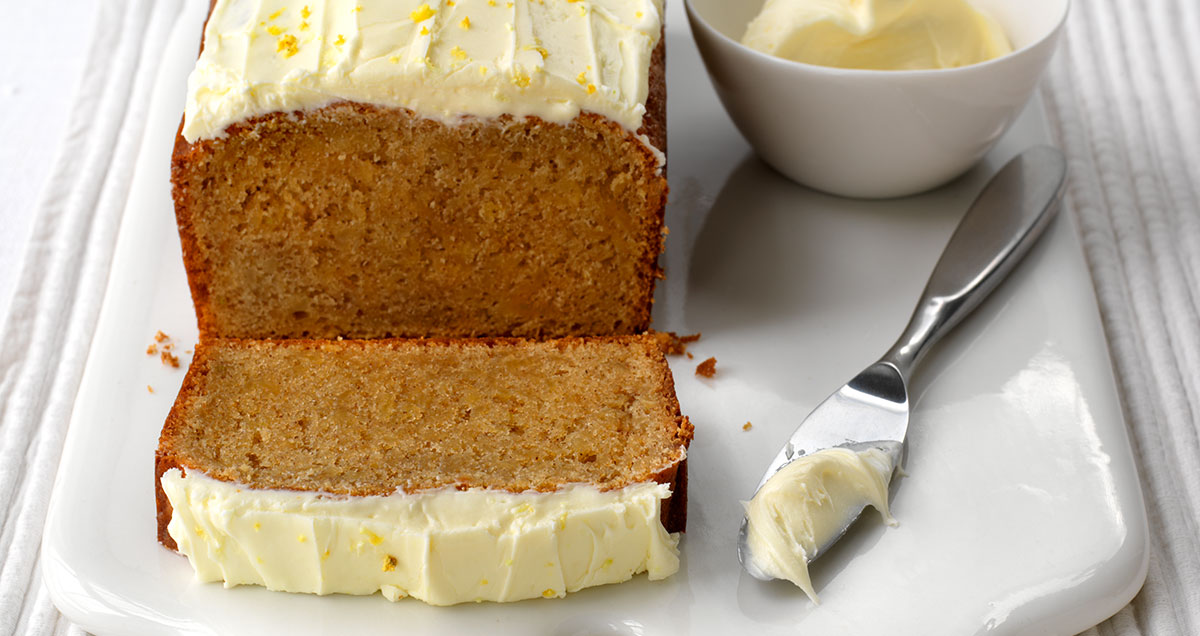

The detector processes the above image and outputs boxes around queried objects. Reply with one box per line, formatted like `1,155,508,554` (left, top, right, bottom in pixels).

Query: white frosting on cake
182,0,664,143
161,468,680,605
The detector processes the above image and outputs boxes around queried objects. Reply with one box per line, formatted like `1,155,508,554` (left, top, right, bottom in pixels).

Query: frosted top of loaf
182,0,664,143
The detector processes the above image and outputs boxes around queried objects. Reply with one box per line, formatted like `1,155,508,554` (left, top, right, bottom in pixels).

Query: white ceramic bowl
685,0,1070,198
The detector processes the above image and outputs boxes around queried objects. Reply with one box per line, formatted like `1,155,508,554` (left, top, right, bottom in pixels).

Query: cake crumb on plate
653,331,701,355
161,351,180,368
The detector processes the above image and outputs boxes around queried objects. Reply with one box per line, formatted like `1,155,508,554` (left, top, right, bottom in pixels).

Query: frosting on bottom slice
162,468,680,605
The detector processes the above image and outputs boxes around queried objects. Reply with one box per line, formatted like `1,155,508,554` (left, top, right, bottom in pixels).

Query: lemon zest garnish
301,5,311,19
268,9,283,20
410,3,436,22
277,34,299,58
460,16,471,29
334,34,345,46
451,46,468,60
361,528,384,545
267,25,283,36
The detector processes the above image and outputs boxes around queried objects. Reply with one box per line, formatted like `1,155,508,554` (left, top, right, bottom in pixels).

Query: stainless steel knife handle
883,146,1068,376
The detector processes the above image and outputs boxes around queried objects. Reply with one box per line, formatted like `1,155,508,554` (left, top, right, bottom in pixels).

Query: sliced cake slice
155,335,692,605
172,0,668,339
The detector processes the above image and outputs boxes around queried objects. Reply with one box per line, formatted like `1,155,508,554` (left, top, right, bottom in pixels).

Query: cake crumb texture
172,104,668,340
695,356,717,378
157,336,692,499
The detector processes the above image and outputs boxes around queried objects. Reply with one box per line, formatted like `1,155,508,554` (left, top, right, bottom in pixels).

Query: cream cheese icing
741,0,1011,71
743,447,896,602
182,0,664,143
161,468,680,605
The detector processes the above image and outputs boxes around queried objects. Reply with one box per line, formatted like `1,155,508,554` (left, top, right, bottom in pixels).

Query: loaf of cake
172,0,668,340
155,336,692,605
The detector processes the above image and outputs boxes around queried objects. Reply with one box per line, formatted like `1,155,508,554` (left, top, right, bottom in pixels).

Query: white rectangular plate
43,1,1148,634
